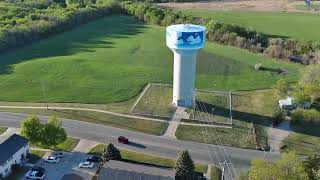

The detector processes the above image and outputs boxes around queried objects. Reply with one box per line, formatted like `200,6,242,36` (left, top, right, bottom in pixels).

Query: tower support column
172,49,198,107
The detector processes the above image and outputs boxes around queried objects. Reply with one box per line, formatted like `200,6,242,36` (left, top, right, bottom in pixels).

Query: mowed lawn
183,10,320,42
0,15,301,104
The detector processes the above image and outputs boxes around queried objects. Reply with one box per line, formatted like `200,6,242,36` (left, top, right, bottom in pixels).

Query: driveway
25,151,97,180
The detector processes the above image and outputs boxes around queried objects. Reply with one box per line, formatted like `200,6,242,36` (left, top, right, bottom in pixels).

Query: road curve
0,112,280,177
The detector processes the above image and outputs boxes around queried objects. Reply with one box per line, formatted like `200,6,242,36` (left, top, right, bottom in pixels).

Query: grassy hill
0,15,301,104
183,10,320,42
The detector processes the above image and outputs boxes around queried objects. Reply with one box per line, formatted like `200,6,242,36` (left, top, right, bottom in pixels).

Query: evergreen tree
101,143,121,163
175,150,195,180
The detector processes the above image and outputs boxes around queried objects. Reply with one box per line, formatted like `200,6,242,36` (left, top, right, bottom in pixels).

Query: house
98,160,175,180
0,134,29,179
279,97,294,110
279,97,312,110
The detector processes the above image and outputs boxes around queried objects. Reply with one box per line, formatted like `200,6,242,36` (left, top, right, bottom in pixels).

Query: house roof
0,134,29,165
279,97,293,106
98,160,175,180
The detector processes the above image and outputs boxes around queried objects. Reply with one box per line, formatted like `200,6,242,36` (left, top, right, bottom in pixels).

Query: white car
25,170,45,179
44,156,60,163
78,161,94,168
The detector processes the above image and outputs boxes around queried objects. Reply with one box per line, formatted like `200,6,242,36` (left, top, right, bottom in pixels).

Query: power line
195,92,237,179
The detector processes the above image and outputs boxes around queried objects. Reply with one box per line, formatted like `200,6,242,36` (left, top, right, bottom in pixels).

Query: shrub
291,109,320,126
254,63,262,71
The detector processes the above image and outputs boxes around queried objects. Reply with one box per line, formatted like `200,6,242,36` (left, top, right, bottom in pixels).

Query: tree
305,154,320,180
248,159,277,180
276,151,308,180
248,151,308,180
299,64,320,87
293,86,311,105
272,109,285,124
175,150,195,180
276,78,290,97
21,114,44,145
101,143,121,164
42,116,67,147
299,64,320,102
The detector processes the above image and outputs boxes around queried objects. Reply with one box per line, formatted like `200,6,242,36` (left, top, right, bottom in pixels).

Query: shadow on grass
259,67,287,74
0,15,146,75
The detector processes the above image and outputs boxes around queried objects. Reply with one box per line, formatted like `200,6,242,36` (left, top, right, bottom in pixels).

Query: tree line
0,0,120,53
2,0,320,65
120,1,320,65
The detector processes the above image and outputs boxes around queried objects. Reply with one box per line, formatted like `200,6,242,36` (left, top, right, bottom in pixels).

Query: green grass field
0,15,301,104
89,144,209,173
0,107,167,135
183,10,320,42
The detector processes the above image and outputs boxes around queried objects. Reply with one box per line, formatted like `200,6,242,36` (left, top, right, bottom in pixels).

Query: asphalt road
0,112,280,179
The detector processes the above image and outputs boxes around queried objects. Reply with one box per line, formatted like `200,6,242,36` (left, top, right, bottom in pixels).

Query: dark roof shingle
0,134,29,165
99,160,175,180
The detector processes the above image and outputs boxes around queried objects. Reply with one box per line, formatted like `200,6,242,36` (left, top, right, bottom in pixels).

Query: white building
279,97,294,110
0,134,29,179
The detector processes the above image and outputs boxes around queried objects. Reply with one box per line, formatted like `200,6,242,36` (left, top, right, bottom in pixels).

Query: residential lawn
27,150,46,164
0,127,7,135
55,137,79,152
0,15,301,104
88,144,208,173
0,108,167,135
211,166,222,180
183,9,320,42
4,166,29,180
33,137,79,152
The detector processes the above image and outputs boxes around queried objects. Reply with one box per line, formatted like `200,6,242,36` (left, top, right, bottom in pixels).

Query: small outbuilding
0,134,29,178
279,97,294,110
98,160,175,180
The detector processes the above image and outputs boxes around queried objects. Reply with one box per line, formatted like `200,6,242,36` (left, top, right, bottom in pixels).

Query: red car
118,136,129,144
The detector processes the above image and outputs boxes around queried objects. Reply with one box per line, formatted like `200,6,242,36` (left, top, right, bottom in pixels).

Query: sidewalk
267,119,292,152
163,107,190,138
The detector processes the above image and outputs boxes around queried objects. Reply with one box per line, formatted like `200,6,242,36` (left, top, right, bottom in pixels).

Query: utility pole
229,91,233,126
220,160,226,180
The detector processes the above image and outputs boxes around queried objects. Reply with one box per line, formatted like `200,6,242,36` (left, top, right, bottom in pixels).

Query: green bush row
0,0,121,52
120,1,320,65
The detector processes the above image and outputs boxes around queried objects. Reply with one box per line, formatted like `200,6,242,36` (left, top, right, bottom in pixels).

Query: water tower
166,24,206,107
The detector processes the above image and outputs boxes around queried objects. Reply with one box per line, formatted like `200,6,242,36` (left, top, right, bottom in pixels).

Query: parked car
30,166,45,173
118,136,129,144
78,161,95,168
44,156,60,163
87,155,101,162
25,170,45,179
53,152,63,158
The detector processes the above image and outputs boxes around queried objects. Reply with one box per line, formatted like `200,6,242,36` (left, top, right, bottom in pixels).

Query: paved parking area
22,151,97,180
